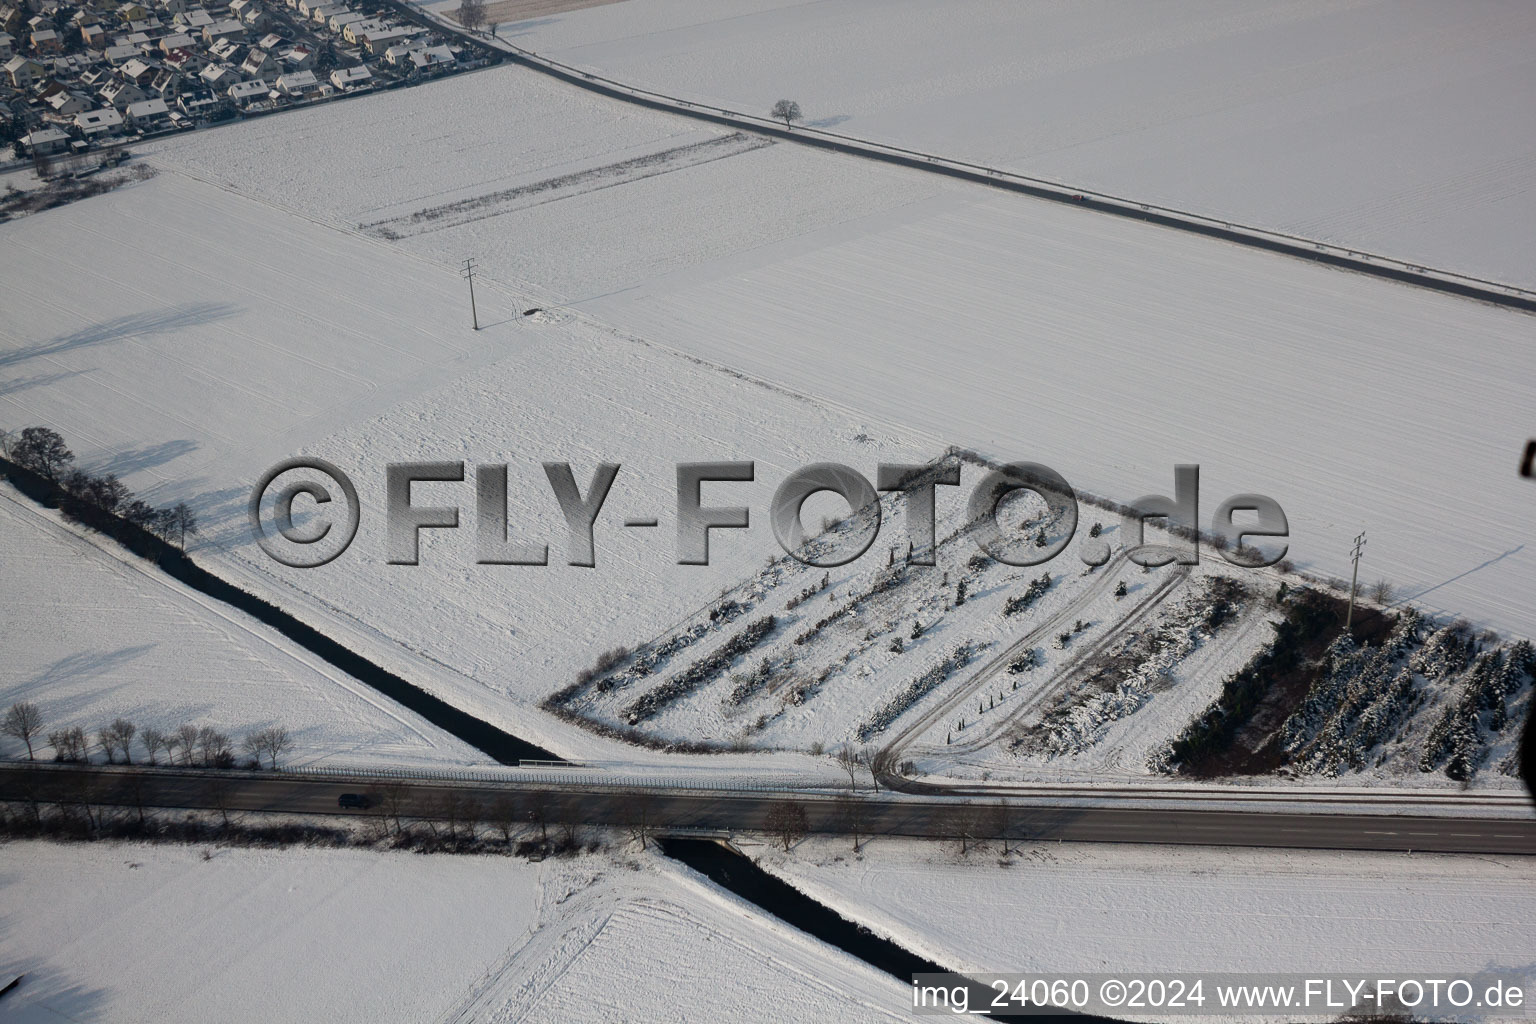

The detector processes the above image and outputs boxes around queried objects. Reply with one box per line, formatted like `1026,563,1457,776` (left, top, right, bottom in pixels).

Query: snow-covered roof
126,96,169,117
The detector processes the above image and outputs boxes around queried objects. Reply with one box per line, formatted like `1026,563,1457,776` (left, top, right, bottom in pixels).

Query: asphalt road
5,764,1533,855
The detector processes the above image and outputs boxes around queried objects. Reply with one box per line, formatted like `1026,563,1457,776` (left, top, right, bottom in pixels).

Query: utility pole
1345,530,1366,632
461,257,479,330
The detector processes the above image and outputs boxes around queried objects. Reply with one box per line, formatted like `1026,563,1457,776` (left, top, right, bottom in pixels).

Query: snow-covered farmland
553,457,1280,780
763,835,1536,1023
505,0,1536,288
0,170,937,762
134,60,1536,650
0,484,483,767
580,188,1536,649
140,68,938,301
0,840,909,1023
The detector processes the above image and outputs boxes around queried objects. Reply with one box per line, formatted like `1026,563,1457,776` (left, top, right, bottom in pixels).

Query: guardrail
286,761,833,793
424,16,1536,314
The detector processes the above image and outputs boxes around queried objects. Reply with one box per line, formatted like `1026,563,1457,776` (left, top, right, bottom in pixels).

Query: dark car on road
337,793,372,809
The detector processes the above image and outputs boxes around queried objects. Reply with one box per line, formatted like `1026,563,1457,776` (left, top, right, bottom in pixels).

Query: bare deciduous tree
175,724,200,765
489,796,519,846
48,726,89,763
12,426,73,480
140,726,167,765
456,0,484,31
987,800,1013,856
770,99,802,129
196,726,232,767
1371,579,1394,605
379,781,409,837
101,718,136,764
622,793,657,850
834,796,869,853
241,725,292,769
3,701,42,760
526,790,552,844
764,800,808,852
171,503,197,550
834,745,862,791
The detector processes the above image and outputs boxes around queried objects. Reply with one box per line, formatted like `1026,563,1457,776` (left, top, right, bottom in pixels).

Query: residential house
120,54,158,83
148,66,176,96
160,46,198,72
172,7,210,28
3,53,41,86
238,45,272,76
23,124,69,153
274,67,315,96
99,78,145,107
255,29,280,48
327,63,366,89
101,42,138,62
196,61,236,87
43,87,87,114
0,30,12,58
78,21,104,46
308,3,341,24
123,94,168,126
279,42,310,67
326,9,361,31
175,85,213,115
115,1,144,21
29,25,58,51
156,29,189,49
361,26,414,54
225,76,264,104
207,35,239,60
200,18,241,43
74,105,124,135
340,17,381,43
407,43,452,70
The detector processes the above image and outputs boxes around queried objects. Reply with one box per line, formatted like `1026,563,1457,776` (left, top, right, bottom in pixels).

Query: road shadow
0,303,241,370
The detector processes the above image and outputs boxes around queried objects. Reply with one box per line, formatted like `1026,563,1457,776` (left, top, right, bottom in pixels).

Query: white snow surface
762,835,1536,1022
0,484,484,767
0,839,909,1023
132,65,1536,648
504,0,1536,288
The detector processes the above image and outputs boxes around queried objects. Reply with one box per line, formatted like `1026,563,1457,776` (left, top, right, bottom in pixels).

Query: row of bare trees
762,796,1040,857
3,702,291,769
0,426,197,548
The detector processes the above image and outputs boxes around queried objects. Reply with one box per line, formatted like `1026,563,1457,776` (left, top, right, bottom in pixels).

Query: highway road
5,763,1533,856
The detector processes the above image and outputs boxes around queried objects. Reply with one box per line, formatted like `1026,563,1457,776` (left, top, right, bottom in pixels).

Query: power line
1345,530,1366,633
461,257,479,331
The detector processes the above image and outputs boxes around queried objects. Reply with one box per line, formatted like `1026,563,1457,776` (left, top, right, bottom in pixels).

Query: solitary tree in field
770,99,802,130
457,0,485,32
4,701,43,760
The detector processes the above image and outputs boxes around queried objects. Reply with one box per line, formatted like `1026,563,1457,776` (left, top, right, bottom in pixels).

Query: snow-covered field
6,8,1534,775
0,840,908,1023
502,0,1536,289
762,835,1536,1022
132,60,1536,649
140,69,937,302
0,484,483,767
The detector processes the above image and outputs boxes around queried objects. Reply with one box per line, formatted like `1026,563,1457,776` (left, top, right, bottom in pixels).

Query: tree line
4,701,292,770
1,426,197,547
